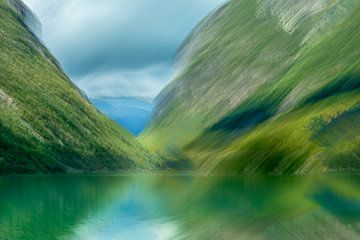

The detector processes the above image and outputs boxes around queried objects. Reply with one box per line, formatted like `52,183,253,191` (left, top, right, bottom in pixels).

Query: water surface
1,174,360,239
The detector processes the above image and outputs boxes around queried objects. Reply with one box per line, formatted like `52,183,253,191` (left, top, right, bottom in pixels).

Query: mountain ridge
0,0,160,173
142,0,360,174
5,0,41,37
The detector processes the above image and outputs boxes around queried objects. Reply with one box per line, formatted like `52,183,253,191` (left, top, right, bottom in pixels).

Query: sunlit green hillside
0,0,159,173
142,0,360,174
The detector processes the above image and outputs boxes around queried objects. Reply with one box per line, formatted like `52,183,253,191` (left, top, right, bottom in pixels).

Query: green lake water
1,174,360,240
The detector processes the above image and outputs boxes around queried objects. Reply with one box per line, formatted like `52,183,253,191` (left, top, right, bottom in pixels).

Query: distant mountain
5,0,42,37
0,0,159,173
142,0,360,174
91,97,153,136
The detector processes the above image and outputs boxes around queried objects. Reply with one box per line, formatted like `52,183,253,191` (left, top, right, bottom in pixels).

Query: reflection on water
1,174,360,240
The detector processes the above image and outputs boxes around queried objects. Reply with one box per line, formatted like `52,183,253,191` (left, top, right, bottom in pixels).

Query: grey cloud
23,0,227,98
74,64,172,99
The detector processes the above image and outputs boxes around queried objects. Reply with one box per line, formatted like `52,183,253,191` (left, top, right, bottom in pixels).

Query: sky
22,0,227,99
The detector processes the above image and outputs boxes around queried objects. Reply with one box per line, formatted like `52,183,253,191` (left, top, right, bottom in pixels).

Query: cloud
75,64,172,99
23,0,227,98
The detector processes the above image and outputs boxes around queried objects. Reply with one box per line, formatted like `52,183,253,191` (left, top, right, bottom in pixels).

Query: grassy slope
0,0,159,173
142,0,360,174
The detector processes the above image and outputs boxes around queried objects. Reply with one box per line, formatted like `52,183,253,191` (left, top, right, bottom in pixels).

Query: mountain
5,0,41,37
141,0,360,174
0,0,159,173
91,97,153,136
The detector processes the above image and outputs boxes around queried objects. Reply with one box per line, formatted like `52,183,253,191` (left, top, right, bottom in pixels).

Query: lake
1,174,360,240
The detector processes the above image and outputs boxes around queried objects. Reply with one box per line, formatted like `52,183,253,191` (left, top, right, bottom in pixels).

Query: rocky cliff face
6,0,42,37
142,0,360,174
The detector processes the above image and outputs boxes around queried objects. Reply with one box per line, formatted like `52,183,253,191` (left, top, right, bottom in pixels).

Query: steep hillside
5,0,41,37
142,0,360,174
0,0,158,173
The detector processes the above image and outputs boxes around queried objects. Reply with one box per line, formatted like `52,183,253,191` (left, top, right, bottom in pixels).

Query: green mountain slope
141,0,360,174
0,0,158,173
